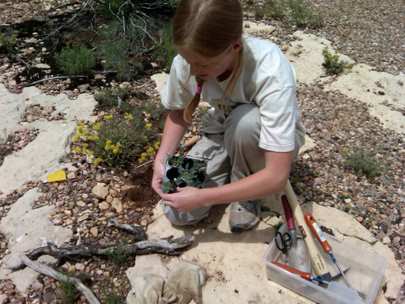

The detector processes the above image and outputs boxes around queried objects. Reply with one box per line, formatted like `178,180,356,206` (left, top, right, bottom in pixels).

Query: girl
151,0,305,233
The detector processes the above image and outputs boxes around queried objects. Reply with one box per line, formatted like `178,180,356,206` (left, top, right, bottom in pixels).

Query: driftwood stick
20,255,100,304
107,218,147,241
11,236,193,271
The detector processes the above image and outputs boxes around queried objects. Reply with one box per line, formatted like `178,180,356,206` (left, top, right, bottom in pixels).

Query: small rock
78,213,89,222
67,172,76,179
78,84,90,92
76,200,86,207
75,263,85,271
112,198,123,213
106,195,113,203
90,227,98,237
25,37,38,44
382,236,391,245
99,201,110,210
35,63,51,69
92,183,109,199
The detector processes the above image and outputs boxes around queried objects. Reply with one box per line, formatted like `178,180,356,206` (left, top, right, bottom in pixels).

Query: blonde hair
173,0,244,123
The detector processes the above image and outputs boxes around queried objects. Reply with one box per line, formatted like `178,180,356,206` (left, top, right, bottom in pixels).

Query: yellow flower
71,146,82,154
71,133,80,143
145,123,152,130
146,146,155,155
92,122,102,131
93,157,103,166
87,134,99,142
153,140,160,150
104,114,113,121
105,140,113,151
112,144,122,155
124,112,134,121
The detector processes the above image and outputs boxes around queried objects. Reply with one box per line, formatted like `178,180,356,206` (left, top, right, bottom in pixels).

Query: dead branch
107,218,147,241
20,255,100,304
11,236,193,271
24,75,88,87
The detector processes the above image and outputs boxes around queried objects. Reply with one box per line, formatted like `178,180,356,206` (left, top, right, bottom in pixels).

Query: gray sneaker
229,201,260,233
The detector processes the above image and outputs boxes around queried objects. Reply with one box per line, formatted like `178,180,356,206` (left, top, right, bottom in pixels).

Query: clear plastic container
264,225,386,304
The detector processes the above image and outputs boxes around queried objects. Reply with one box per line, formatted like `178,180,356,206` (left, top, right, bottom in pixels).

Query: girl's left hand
161,187,206,212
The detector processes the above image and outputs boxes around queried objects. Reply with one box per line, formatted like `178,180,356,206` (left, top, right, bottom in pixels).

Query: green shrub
344,149,382,179
258,0,322,28
55,46,96,75
322,48,347,75
94,87,131,111
0,32,17,54
153,22,176,71
288,0,322,28
98,21,146,81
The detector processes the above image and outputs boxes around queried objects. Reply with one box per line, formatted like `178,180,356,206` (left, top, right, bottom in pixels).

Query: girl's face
178,41,242,81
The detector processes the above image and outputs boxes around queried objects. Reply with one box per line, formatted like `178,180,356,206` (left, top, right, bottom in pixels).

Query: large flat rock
144,200,402,303
0,121,75,196
325,64,405,134
0,188,72,293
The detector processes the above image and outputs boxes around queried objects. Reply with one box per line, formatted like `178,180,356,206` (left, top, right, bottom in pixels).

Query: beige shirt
161,36,305,152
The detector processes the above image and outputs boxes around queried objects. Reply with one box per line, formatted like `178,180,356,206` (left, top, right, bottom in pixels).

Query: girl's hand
161,187,206,212
151,157,166,197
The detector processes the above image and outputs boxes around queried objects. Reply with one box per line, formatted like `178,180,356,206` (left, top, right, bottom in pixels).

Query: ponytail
183,77,204,124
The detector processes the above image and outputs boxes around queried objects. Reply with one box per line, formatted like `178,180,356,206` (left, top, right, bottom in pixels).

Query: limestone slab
0,121,75,196
325,63,405,134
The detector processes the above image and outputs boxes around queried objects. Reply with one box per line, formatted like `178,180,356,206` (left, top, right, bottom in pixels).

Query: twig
133,159,154,171
20,255,100,304
24,75,88,87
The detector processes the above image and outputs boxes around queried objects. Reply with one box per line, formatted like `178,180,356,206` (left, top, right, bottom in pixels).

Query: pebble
92,183,109,199
99,202,110,210
75,263,85,271
90,227,98,237
383,236,391,245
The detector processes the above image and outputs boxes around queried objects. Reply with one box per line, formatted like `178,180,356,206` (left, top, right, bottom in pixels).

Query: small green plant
105,244,130,265
153,22,176,71
94,87,131,111
162,154,207,193
60,281,78,304
0,32,17,54
322,47,349,75
55,46,96,75
258,0,321,28
105,294,125,304
344,148,382,179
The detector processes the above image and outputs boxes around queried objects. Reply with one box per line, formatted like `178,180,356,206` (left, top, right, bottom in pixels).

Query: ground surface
0,0,404,303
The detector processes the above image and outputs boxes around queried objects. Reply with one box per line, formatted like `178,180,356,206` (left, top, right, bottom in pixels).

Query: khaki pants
162,104,305,225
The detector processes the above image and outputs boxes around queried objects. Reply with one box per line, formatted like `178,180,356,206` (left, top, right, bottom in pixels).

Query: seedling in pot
162,154,207,193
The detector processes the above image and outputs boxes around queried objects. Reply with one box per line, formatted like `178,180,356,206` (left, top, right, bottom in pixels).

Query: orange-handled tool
304,213,351,288
304,214,332,253
271,261,326,284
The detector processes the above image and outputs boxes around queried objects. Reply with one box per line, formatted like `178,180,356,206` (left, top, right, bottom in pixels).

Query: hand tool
304,213,351,288
284,181,334,277
281,195,297,246
275,229,292,255
271,261,364,303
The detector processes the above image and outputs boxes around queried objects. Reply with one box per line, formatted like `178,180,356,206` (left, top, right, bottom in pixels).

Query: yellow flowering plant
71,98,165,168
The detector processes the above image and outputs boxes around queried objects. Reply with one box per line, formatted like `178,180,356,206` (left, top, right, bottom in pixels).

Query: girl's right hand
151,157,166,197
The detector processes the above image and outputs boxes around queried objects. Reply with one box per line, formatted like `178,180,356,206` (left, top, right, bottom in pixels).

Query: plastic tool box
264,225,386,304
